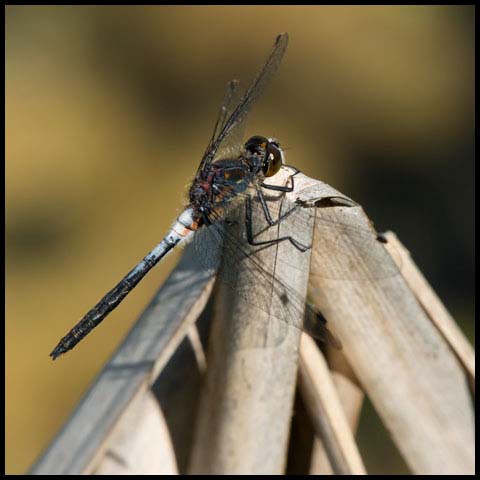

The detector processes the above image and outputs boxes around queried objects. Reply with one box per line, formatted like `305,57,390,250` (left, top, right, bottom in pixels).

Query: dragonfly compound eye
262,141,284,177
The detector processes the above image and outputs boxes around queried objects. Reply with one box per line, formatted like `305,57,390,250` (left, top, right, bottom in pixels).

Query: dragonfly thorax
189,158,253,212
188,136,285,220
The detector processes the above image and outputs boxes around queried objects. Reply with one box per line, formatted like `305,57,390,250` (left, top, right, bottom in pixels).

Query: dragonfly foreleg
260,165,300,192
244,194,310,252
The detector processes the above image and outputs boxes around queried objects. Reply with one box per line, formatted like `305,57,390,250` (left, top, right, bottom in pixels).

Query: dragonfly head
245,136,285,178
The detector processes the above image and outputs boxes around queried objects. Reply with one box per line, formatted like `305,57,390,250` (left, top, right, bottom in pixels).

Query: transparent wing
199,79,242,174
192,176,402,349
210,80,246,165
198,33,289,173
309,210,402,282
192,183,342,348
193,190,314,348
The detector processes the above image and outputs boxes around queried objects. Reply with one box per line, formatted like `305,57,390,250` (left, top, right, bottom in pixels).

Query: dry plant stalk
307,197,474,474
307,347,365,474
187,169,315,474
298,334,366,474
30,246,215,474
93,391,178,474
30,172,474,475
383,231,475,390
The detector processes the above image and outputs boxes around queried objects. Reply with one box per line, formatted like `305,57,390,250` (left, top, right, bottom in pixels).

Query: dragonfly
52,32,392,359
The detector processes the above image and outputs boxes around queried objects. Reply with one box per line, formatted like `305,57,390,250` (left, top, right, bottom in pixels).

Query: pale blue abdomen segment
50,209,196,359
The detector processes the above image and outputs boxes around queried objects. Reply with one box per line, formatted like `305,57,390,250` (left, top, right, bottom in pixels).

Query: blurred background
6,5,474,474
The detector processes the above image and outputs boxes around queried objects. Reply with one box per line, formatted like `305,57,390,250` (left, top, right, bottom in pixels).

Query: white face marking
267,137,285,165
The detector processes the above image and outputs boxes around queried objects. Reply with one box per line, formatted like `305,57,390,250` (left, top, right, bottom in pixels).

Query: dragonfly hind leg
244,194,311,252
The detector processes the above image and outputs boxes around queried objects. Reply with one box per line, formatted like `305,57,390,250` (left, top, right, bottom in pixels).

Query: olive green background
6,5,474,474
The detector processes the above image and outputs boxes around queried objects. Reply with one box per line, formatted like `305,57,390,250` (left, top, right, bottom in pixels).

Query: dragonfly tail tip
49,345,65,360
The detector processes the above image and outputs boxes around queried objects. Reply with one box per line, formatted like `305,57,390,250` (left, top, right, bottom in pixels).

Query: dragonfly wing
193,185,319,349
198,33,289,173
192,179,401,350
198,79,242,174
212,33,289,156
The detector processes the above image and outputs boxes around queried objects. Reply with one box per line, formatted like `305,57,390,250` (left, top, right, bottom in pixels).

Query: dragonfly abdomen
50,209,198,359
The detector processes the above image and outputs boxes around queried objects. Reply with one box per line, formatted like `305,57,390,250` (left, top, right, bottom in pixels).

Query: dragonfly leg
245,195,310,252
260,165,300,192
255,185,299,226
